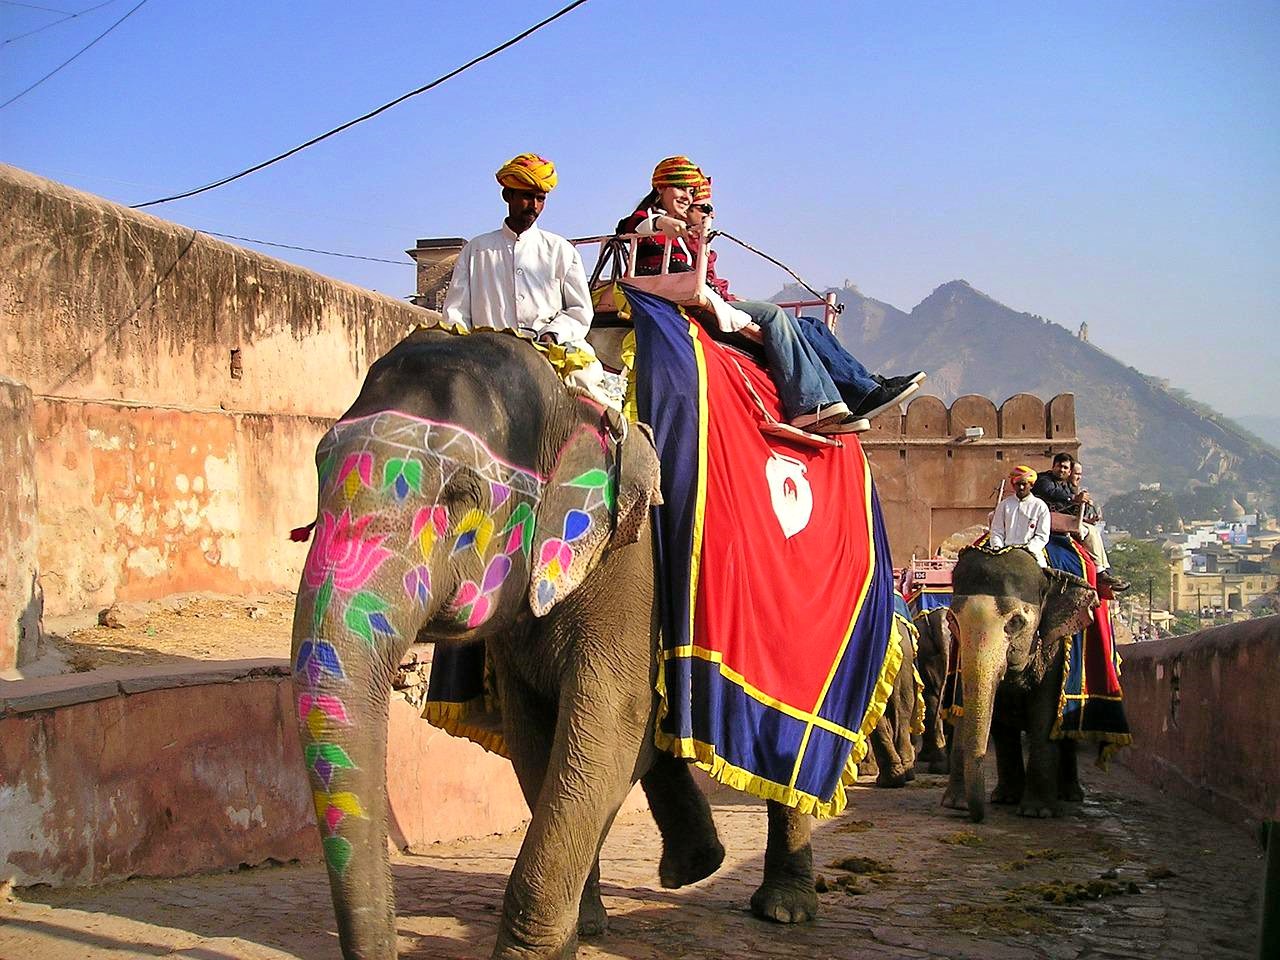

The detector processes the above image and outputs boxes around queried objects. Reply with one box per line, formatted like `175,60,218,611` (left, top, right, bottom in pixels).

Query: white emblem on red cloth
765,452,813,539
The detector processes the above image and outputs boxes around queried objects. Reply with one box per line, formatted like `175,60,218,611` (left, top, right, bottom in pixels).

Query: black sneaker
873,371,926,388
852,380,920,421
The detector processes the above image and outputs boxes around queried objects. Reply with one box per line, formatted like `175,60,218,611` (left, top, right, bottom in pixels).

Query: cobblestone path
0,763,1263,959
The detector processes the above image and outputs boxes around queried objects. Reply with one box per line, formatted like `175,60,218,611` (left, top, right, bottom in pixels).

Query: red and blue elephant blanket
423,289,903,816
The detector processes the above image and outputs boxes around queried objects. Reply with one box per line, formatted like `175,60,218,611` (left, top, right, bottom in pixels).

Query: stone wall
0,164,437,616
0,379,43,671
862,392,1079,563
0,661,531,887
1119,617,1280,828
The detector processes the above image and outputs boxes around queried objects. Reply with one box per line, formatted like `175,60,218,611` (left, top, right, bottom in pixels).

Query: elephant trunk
954,598,1007,824
293,594,405,960
292,520,440,959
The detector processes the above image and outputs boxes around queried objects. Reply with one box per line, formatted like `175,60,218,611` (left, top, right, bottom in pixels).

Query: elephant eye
1006,612,1028,635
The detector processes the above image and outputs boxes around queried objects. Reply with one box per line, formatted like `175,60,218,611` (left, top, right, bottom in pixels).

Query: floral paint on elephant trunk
294,412,551,877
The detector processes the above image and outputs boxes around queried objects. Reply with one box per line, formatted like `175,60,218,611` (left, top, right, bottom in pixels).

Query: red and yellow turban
1009,465,1038,484
651,155,705,190
690,176,713,204
495,153,557,192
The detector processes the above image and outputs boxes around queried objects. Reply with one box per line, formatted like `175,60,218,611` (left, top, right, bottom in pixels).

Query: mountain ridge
771,279,1280,505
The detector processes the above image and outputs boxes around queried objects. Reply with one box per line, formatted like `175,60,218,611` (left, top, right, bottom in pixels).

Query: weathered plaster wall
0,661,531,887
1119,617,1280,828
863,392,1079,564
0,164,437,615
0,379,43,671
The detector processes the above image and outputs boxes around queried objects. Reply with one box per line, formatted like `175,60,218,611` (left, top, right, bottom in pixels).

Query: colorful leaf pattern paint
293,412,550,878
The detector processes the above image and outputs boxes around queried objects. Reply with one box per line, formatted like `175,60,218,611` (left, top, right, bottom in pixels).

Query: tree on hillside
1108,540,1169,608
1104,489,1181,537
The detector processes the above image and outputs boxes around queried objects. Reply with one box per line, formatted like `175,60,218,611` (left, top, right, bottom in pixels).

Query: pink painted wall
0,661,530,887
1118,616,1280,828
0,163,439,616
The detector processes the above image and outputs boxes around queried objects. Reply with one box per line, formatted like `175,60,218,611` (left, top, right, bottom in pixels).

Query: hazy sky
4,0,1277,417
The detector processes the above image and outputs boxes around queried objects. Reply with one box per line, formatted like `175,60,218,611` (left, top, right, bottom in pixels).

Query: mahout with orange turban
651,155,706,190
495,153,558,193
1009,465,1038,484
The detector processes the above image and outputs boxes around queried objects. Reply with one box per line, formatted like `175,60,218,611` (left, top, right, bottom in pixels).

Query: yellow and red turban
1009,465,1038,484
495,153,557,193
651,155,705,190
690,176,713,204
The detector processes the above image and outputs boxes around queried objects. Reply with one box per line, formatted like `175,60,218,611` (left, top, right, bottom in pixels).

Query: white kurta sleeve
441,243,473,329
1026,499,1051,561
988,500,1008,549
541,245,593,344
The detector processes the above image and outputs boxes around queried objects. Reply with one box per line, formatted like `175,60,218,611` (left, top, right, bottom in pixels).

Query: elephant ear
1039,569,1099,644
528,421,661,617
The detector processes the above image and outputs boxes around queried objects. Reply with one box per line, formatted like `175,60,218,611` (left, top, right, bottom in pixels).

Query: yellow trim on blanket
422,699,510,759
659,643,861,740
686,316,711,644
653,616,905,819
789,452,878,791
620,330,638,423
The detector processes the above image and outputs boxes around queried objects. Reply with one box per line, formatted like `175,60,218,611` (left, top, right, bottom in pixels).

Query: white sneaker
790,402,851,431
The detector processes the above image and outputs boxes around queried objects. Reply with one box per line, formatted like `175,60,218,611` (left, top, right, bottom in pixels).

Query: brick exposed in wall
0,379,43,671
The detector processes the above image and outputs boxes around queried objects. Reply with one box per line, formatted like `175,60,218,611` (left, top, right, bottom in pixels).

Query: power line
0,0,148,111
0,1,74,13
198,229,413,265
131,0,593,209
3,0,120,46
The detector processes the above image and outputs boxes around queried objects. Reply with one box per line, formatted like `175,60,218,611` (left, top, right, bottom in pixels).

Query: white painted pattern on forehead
320,411,545,497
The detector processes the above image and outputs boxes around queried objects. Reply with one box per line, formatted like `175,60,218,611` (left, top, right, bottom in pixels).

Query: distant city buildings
1164,514,1280,616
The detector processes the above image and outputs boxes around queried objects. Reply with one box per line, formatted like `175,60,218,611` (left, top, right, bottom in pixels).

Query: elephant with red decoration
292,329,822,960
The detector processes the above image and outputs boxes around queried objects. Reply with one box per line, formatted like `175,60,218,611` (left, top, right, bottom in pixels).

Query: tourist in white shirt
442,153,613,408
988,465,1051,566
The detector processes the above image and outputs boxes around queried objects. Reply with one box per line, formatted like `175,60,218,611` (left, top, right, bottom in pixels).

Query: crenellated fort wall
862,392,1079,564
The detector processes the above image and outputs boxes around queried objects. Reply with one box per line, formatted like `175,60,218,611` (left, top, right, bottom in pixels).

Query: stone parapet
1118,617,1280,828
0,660,531,887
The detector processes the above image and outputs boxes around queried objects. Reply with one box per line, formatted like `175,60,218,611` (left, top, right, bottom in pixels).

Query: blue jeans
732,300,843,420
794,314,878,409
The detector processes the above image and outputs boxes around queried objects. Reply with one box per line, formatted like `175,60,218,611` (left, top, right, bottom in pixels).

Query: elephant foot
658,836,725,889
1059,781,1085,803
989,784,1021,805
875,768,911,789
750,876,818,924
926,759,950,775
1017,798,1062,819
576,889,608,939
941,783,966,810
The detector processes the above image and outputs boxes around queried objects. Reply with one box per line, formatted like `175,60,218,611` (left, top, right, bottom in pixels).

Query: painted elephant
913,606,952,775
939,545,1097,823
865,623,920,787
292,330,819,960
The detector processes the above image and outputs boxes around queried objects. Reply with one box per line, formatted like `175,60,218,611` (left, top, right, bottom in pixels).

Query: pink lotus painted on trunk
304,509,393,592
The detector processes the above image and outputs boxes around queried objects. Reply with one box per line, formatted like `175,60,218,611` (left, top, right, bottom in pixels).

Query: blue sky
3,0,1277,417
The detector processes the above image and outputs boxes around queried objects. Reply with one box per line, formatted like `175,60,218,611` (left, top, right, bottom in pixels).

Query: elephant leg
640,753,725,888
1018,675,1063,819
942,733,966,810
869,711,909,788
1058,738,1085,802
492,675,650,960
750,800,817,924
990,718,1024,805
492,655,609,940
